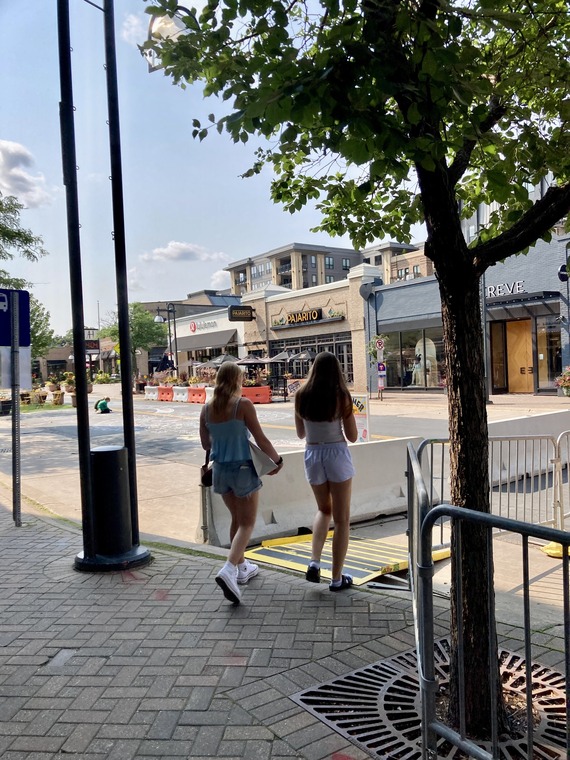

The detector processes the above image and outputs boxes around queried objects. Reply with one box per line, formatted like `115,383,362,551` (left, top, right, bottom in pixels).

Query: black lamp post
154,304,179,374
57,0,150,571
557,253,570,370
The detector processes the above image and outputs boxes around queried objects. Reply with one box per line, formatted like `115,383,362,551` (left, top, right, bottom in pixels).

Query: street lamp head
145,6,192,73
154,314,165,323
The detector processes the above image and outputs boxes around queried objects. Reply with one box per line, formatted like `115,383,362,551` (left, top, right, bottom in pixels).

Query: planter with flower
63,372,75,393
555,366,570,396
63,371,93,395
241,377,272,403
46,374,60,392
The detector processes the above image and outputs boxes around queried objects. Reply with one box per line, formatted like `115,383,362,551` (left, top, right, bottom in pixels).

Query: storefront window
401,330,422,386
424,327,445,388
382,327,445,389
268,332,353,383
383,332,402,388
536,316,561,391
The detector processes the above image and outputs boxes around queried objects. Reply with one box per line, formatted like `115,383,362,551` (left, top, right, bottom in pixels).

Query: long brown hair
295,352,352,421
212,362,243,415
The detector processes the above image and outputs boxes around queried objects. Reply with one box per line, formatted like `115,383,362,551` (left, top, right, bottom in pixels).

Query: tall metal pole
103,0,140,543
10,291,21,527
166,309,173,367
57,0,96,559
169,303,179,375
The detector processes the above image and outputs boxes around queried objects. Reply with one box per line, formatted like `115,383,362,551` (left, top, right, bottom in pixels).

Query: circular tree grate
291,637,567,759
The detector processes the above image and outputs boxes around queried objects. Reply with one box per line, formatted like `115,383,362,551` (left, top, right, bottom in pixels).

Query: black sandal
305,564,321,583
329,574,353,591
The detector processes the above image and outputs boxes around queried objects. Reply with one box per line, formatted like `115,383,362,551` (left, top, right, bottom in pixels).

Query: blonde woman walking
200,361,283,605
294,352,357,591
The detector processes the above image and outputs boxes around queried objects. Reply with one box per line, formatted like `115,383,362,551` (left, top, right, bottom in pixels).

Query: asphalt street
0,386,568,545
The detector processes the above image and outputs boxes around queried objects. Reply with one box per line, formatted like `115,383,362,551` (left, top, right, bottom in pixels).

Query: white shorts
304,442,355,486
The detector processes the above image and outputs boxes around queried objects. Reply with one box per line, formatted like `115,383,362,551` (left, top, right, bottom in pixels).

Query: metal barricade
416,435,565,532
556,431,570,530
408,441,570,758
418,503,570,759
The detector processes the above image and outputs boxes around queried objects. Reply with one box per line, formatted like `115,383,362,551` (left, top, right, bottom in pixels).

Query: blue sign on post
0,289,32,390
0,289,31,347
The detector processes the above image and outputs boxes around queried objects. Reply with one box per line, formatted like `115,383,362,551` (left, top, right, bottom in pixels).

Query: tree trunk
437,250,505,737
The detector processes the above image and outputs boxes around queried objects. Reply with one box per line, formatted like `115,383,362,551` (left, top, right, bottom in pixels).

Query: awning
176,329,237,352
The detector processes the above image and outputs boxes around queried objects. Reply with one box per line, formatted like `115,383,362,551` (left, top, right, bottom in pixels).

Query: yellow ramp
245,534,414,586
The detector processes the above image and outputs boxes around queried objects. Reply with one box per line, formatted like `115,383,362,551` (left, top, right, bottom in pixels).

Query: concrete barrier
172,386,190,402
158,386,174,402
206,436,422,547
488,411,570,484
488,409,570,438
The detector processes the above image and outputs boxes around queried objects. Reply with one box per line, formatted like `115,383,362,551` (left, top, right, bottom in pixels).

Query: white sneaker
237,560,259,584
215,565,241,605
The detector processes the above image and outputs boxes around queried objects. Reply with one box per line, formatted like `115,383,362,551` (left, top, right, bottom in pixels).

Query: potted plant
555,366,570,396
63,372,75,393
46,374,60,392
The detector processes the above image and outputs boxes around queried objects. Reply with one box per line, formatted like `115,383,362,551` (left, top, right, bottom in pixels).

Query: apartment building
362,240,434,284
226,242,362,295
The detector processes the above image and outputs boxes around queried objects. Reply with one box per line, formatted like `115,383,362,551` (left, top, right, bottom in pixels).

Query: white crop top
303,417,345,444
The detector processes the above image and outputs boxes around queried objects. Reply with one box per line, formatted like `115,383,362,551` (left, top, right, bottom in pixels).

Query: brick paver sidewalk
0,502,425,760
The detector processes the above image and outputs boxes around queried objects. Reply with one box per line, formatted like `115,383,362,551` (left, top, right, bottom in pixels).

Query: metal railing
415,433,568,534
407,441,570,759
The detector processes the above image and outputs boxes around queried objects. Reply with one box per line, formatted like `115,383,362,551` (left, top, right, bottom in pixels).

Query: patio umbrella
237,354,266,365
289,349,316,361
211,353,240,366
268,350,292,362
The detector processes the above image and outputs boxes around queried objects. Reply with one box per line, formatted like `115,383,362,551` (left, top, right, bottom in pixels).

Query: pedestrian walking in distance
294,352,357,591
199,361,283,605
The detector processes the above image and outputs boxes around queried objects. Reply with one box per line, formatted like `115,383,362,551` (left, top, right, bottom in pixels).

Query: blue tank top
205,398,251,463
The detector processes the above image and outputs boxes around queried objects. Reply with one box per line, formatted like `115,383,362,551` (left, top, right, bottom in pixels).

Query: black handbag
201,450,213,487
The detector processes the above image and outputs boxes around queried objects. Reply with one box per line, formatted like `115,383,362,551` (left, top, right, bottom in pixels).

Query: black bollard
74,446,151,571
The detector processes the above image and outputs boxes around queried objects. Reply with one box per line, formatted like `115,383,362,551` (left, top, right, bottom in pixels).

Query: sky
1,1,422,337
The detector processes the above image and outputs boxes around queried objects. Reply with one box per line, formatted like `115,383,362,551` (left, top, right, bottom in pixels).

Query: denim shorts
304,442,355,486
213,460,262,498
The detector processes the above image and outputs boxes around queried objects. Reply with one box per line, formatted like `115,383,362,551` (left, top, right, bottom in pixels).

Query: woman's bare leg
222,490,259,566
309,482,332,564
329,479,352,581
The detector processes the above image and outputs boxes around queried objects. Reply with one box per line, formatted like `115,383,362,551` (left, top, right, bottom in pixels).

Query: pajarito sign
286,308,322,325
228,305,255,322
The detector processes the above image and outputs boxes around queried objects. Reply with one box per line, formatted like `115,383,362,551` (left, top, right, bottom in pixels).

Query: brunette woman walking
294,352,357,591
199,361,283,605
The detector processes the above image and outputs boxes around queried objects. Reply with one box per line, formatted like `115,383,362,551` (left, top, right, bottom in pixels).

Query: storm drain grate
291,637,567,759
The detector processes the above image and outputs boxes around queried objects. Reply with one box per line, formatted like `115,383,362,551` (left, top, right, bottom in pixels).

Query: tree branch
448,97,507,187
473,183,570,273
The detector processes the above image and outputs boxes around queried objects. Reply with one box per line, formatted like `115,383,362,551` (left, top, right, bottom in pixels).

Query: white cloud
0,140,51,208
127,266,145,293
121,13,147,47
141,240,229,264
211,269,231,289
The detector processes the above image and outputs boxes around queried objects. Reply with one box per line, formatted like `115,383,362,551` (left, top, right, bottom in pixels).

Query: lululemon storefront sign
189,319,217,333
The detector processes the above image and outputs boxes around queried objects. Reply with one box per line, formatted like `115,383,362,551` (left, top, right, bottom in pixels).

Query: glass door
490,322,507,393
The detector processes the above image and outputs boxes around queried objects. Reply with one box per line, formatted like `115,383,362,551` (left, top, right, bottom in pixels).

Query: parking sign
0,290,32,389
0,289,31,347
